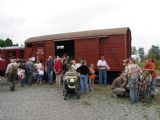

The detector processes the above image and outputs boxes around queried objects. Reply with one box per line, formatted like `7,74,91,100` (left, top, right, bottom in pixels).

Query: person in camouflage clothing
5,59,18,91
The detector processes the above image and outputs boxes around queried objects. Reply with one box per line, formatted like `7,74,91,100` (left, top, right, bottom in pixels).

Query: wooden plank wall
24,32,131,72
102,35,126,71
44,40,54,62
75,38,99,66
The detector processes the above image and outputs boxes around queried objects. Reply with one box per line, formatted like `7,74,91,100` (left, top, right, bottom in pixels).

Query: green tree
0,39,5,47
138,47,145,59
148,45,160,59
13,43,19,46
5,38,13,46
132,46,137,55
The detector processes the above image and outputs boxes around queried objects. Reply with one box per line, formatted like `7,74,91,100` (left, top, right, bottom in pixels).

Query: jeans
151,78,157,93
47,70,53,84
20,78,25,87
99,69,107,85
128,76,138,104
80,75,89,94
38,74,43,82
24,73,28,84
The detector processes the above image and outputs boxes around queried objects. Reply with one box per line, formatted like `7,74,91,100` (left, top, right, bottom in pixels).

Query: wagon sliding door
102,36,125,71
75,38,99,65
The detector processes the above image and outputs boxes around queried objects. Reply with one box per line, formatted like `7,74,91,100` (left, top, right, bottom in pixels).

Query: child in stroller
63,69,80,100
137,71,153,102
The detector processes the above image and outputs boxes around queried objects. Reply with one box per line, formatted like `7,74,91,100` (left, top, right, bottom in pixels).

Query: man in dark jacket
46,56,54,85
26,58,34,85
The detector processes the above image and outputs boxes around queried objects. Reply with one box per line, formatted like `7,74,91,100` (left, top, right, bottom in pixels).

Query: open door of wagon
54,40,74,59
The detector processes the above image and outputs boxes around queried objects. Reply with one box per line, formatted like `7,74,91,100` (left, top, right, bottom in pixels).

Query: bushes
136,59,160,75
156,60,160,75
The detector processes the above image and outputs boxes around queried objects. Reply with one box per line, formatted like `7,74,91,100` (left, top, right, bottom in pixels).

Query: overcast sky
0,0,160,53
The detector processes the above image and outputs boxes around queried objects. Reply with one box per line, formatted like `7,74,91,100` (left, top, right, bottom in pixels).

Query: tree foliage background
148,45,160,59
138,47,145,59
0,38,18,47
131,46,137,55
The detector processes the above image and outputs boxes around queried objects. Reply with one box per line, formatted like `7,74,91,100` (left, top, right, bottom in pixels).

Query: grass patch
93,85,129,104
143,114,149,120
93,85,160,105
153,89,160,104
94,85,111,95
157,70,160,75
81,101,92,105
31,83,56,89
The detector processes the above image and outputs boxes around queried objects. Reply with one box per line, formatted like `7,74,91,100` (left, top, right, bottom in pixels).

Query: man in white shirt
97,55,110,85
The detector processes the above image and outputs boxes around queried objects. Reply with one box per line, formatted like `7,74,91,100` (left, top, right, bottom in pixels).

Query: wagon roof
25,27,130,43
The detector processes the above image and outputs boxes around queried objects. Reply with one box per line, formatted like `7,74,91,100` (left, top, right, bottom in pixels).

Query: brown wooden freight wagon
24,27,131,83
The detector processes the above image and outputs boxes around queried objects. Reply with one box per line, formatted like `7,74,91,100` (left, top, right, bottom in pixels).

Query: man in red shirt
143,58,158,94
54,56,62,87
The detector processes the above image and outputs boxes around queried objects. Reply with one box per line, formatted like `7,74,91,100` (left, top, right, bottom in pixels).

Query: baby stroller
137,72,154,102
63,70,80,100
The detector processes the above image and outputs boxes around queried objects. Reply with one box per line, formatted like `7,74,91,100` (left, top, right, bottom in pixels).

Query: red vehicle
0,46,24,74
24,27,132,83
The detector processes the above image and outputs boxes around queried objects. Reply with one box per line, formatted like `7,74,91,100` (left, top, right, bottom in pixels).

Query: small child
18,68,25,87
37,60,44,84
88,64,96,91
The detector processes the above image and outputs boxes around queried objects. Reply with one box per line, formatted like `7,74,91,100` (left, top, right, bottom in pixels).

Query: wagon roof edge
25,27,130,43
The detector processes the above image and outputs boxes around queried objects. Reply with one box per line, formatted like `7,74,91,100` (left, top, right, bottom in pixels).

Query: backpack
11,64,18,75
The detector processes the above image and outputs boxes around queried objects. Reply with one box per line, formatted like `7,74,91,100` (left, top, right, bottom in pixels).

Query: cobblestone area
0,78,160,120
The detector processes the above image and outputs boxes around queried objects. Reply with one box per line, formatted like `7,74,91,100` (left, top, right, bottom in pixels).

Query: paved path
0,79,160,120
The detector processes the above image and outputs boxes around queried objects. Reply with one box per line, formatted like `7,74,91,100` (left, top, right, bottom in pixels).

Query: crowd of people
111,57,158,104
4,54,158,104
5,55,110,91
